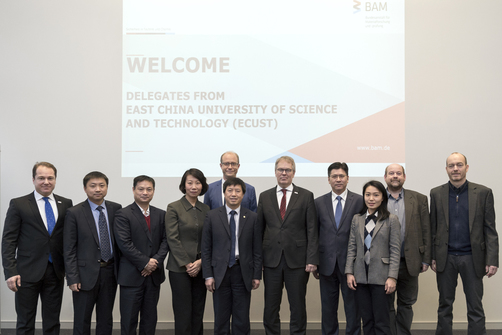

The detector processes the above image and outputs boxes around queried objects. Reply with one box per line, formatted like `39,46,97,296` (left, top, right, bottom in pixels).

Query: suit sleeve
430,190,438,261
345,217,357,275
165,203,191,267
388,215,402,280
418,193,432,265
114,210,150,271
201,213,213,279
203,189,212,209
63,208,80,285
152,210,169,263
248,187,258,213
483,189,499,267
2,199,22,279
306,193,319,265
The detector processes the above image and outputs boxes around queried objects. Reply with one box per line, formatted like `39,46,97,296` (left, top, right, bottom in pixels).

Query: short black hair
83,171,109,187
133,175,155,189
179,168,209,195
223,177,246,194
327,162,348,177
359,180,390,221
32,162,57,179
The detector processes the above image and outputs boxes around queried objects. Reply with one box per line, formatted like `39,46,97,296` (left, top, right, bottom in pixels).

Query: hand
252,279,260,290
486,265,498,278
6,275,21,292
421,264,429,273
305,264,317,273
69,283,81,292
347,274,357,290
313,270,319,280
431,260,437,273
205,278,215,292
186,260,201,277
145,258,158,273
385,277,397,294
141,269,152,277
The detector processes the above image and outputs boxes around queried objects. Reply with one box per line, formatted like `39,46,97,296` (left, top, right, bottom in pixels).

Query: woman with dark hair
165,168,210,335
345,180,401,335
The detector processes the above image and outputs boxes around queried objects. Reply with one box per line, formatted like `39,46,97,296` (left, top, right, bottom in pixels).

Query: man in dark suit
114,175,169,335
2,162,73,335
430,152,499,335
258,156,318,335
204,151,257,212
314,162,363,335
202,177,262,335
384,164,431,335
64,171,122,335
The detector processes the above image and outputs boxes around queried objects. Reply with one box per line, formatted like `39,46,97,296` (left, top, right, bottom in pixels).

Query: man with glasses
258,156,318,335
204,151,257,212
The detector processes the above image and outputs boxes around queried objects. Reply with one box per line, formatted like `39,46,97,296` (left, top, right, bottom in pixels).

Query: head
83,171,109,205
446,152,469,186
384,164,406,192
223,177,246,209
275,156,296,188
220,151,240,179
179,168,209,197
133,175,155,207
327,162,349,195
359,180,389,220
32,162,57,197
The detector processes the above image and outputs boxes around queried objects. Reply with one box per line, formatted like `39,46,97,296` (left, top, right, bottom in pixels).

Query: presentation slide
122,0,404,177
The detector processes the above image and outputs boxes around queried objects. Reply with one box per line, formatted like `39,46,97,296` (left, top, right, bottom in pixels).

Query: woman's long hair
358,180,390,221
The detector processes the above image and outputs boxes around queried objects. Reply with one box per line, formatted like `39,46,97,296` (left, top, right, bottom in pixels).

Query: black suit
315,190,363,335
64,199,122,335
2,192,72,335
258,184,318,335
202,206,262,335
114,203,169,335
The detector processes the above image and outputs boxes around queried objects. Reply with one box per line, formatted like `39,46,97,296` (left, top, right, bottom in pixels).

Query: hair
220,151,240,164
384,164,406,176
327,162,348,177
359,180,390,221
223,177,246,194
447,152,467,166
179,168,209,195
32,162,57,179
83,171,109,187
275,156,296,172
133,175,155,189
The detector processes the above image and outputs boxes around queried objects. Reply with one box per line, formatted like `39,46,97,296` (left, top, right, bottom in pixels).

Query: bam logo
353,0,361,14
354,1,388,14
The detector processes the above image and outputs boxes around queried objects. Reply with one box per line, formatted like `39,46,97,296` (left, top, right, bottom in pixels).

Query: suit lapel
82,201,100,247
218,207,231,237
283,185,299,223
324,192,337,230
238,208,248,237
441,184,449,227
131,203,152,242
404,189,413,239
468,183,477,233
372,217,385,238
54,194,66,230
268,188,282,223
27,193,47,233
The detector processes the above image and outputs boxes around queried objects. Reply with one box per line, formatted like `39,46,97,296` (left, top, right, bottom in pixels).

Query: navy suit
204,179,257,212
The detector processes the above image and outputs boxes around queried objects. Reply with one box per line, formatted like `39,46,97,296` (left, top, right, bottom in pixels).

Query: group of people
1,151,499,335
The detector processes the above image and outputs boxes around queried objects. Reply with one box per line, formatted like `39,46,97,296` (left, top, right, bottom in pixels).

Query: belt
99,259,114,267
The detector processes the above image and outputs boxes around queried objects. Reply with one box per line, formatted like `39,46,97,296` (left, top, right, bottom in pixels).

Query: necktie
280,189,287,220
43,197,56,263
229,210,237,267
335,195,342,229
364,214,376,274
97,206,112,262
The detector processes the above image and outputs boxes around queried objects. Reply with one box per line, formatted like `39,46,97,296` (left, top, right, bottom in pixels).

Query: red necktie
280,189,287,220
144,215,151,231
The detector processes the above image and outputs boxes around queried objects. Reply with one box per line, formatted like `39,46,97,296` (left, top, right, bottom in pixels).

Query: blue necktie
97,206,112,262
43,197,56,263
335,195,342,229
229,210,237,267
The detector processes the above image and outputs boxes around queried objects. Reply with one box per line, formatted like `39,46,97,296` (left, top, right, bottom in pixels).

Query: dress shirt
136,203,150,217
226,205,241,259
88,199,114,256
220,178,225,205
387,188,406,251
34,190,59,230
332,189,348,214
276,184,293,210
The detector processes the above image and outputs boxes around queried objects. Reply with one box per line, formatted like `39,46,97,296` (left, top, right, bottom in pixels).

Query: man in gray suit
430,152,499,335
258,156,318,335
384,164,431,335
314,162,363,335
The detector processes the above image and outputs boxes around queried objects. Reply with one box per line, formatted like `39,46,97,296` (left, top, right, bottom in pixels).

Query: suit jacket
201,206,262,291
400,189,431,276
2,192,73,281
114,203,169,287
430,182,499,278
315,190,364,276
345,213,401,285
64,199,122,290
258,184,319,268
204,179,257,212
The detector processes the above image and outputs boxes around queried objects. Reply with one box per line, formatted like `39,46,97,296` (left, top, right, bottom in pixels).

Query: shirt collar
366,211,379,218
332,189,348,202
136,203,150,216
276,184,293,193
226,204,241,215
386,188,404,200
34,190,54,201
88,199,106,211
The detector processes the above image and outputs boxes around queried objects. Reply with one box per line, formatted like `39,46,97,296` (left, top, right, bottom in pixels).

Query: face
328,168,349,195
84,178,108,205
446,153,469,184
185,174,203,199
275,159,295,188
364,185,383,214
220,153,240,179
384,164,406,190
224,184,244,209
133,181,154,207
33,166,56,197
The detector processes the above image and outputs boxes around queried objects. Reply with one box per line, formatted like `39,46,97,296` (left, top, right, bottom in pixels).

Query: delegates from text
165,169,210,335
258,156,319,335
204,151,257,212
64,171,122,335
314,162,363,335
384,164,431,335
2,162,73,335
346,180,401,335
202,177,262,335
430,153,499,335
114,175,169,335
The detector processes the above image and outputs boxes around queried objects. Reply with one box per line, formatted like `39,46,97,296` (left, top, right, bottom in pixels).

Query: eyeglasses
276,168,293,174
221,162,238,167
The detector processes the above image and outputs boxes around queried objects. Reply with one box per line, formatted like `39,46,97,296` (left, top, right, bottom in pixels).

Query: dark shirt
448,181,471,255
